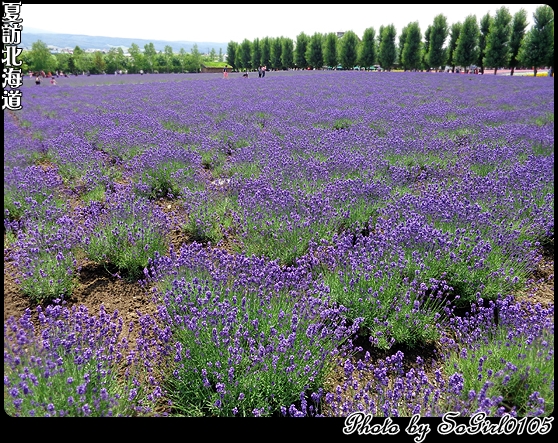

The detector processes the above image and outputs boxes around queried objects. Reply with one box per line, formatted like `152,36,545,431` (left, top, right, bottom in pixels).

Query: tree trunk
510,67,515,76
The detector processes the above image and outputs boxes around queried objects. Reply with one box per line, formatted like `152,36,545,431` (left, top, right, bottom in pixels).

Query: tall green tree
378,24,397,71
338,30,359,69
281,37,294,69
508,8,528,75
428,14,448,71
251,38,262,69
306,32,324,69
238,38,252,71
128,43,145,73
377,25,385,49
454,15,480,72
518,5,554,76
323,32,339,68
54,52,71,74
226,41,238,70
260,37,271,68
104,48,117,73
90,51,106,74
294,32,310,69
209,48,217,62
144,42,157,73
29,40,55,73
155,52,166,73
401,22,422,71
164,45,174,72
446,22,462,72
484,6,513,74
190,44,202,72
358,27,377,69
421,25,432,70
72,45,87,73
477,13,492,74
398,24,409,68
181,51,198,73
17,49,33,74
270,37,283,70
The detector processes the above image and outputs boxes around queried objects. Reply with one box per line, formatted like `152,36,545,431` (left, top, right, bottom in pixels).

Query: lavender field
4,70,554,418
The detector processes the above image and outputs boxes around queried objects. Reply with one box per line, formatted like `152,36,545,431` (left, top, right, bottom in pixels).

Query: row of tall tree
225,5,553,75
19,41,217,75
21,5,553,76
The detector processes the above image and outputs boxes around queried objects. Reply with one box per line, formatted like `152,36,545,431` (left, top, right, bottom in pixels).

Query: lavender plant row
4,71,554,417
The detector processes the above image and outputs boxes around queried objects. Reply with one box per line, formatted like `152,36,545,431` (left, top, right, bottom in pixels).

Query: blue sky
21,4,545,43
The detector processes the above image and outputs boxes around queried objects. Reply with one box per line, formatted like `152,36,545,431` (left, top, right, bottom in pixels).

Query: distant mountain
23,26,56,34
20,31,228,54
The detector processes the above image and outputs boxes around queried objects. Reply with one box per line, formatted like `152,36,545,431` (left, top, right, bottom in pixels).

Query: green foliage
338,31,360,69
281,38,294,70
508,9,529,70
378,24,397,70
332,118,354,130
238,216,323,267
320,251,447,350
81,184,106,204
136,160,195,199
444,322,554,416
454,15,480,69
401,22,423,71
182,194,237,245
306,33,324,69
359,27,377,69
199,149,227,176
202,61,228,68
225,160,262,179
28,40,57,73
85,198,168,280
518,5,554,74
162,277,345,417
483,6,513,73
162,120,190,133
533,112,554,127
4,182,64,222
428,14,449,69
19,247,78,303
294,32,310,69
4,306,161,417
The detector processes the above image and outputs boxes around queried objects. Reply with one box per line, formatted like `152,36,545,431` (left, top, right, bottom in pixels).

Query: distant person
258,66,262,78
50,77,56,85
262,66,266,78
35,76,41,85
242,72,248,78
140,69,144,75
223,66,229,79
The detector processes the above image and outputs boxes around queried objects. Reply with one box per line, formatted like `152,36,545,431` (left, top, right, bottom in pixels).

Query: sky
21,4,545,44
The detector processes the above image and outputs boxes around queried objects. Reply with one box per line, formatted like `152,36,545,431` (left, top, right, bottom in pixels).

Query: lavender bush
4,301,172,416
146,242,361,416
9,195,81,302
5,70,553,417
83,186,170,279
